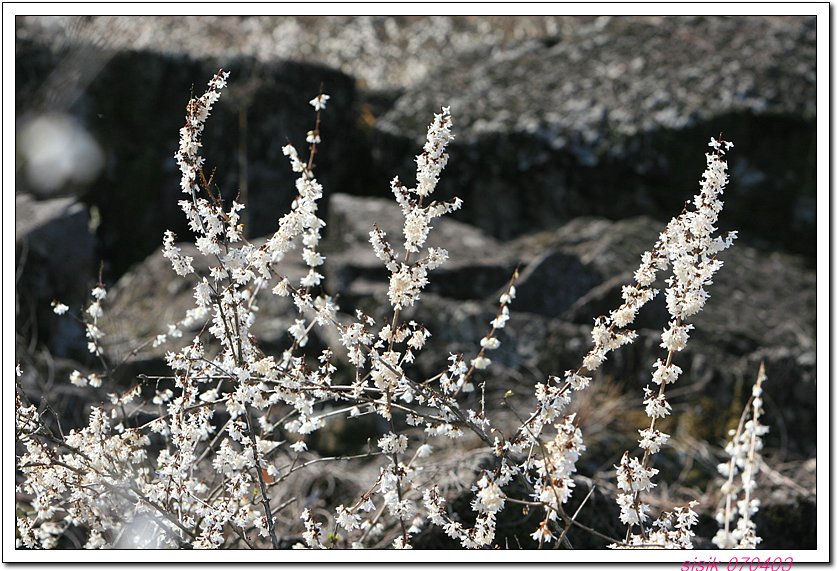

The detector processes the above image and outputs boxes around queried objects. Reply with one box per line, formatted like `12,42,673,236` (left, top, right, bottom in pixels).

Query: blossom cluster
15,69,762,552
528,414,586,545
712,364,768,549
371,106,462,311
605,137,737,548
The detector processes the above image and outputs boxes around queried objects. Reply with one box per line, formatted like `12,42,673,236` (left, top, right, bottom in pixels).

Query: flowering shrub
15,69,767,550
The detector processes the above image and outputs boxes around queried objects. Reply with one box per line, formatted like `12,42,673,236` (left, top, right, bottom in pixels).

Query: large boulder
371,16,816,258
322,192,519,305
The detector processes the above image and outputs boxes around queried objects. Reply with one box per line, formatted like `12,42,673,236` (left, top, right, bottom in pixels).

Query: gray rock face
322,193,518,305
16,37,364,279
371,16,816,255
15,15,816,285
378,17,816,146
104,234,310,366
15,194,94,357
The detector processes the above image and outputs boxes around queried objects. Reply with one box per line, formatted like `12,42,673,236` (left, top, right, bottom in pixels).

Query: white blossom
377,432,408,455
638,428,670,454
51,301,69,315
471,355,491,370
660,321,694,352
309,93,330,111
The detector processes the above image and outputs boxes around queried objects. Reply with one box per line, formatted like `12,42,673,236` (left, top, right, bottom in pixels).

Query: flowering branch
608,137,736,549
713,362,768,549
15,68,766,552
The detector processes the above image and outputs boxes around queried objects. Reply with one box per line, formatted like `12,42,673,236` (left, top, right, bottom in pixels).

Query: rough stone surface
15,15,817,279
16,40,363,278
371,16,816,255
322,193,519,304
15,193,95,357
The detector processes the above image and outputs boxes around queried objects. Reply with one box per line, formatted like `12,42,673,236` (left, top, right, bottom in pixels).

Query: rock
15,193,94,358
379,17,816,147
513,215,817,456
15,15,817,282
329,199,817,461
331,207,816,459
512,216,671,329
322,192,519,307
371,16,816,258
16,38,367,280
101,190,522,374
104,235,311,369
